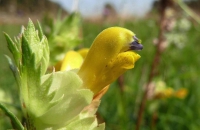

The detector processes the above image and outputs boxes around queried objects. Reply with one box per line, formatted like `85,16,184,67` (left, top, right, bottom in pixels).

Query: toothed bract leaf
33,71,94,129
5,19,100,130
22,19,49,75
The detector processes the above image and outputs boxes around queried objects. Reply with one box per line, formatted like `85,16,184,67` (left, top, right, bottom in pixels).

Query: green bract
47,13,82,65
4,19,104,130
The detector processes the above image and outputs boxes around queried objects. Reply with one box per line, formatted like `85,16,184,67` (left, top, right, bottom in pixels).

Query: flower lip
130,36,143,51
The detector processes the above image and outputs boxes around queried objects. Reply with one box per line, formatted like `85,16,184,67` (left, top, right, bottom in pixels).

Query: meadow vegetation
0,2,200,130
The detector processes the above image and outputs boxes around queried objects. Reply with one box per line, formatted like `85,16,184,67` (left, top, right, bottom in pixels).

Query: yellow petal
77,48,89,59
89,51,141,94
107,51,141,69
60,51,83,71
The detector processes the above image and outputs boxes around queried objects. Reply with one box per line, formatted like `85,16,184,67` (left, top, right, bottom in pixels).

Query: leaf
47,13,82,64
34,71,94,129
21,34,32,67
0,103,24,130
4,32,21,67
4,55,20,86
60,99,104,130
37,20,44,40
63,117,104,130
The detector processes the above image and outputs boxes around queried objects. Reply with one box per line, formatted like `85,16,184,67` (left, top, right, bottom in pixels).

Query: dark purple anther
130,36,143,51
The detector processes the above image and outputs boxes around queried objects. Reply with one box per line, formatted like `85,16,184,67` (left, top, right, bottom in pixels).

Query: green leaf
37,20,44,39
38,36,49,75
4,32,21,67
4,55,20,86
33,71,94,129
0,103,24,130
4,19,50,127
24,19,39,45
47,13,82,64
63,117,105,130
62,99,105,130
21,34,32,67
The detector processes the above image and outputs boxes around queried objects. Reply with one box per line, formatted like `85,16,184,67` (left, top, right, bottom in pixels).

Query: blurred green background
0,0,200,130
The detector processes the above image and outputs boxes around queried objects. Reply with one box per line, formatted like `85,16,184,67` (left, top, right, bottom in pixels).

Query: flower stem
135,0,170,129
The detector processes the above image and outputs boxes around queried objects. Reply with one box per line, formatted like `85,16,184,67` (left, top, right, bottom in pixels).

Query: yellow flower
153,80,188,99
174,88,188,99
60,27,143,96
78,27,142,95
